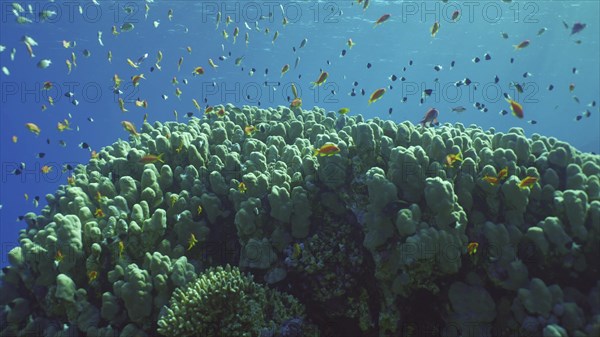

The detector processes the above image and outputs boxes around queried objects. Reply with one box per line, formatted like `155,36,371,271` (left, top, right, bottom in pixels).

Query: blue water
0,0,598,268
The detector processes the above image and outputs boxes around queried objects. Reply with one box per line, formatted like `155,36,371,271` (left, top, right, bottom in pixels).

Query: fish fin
157,153,165,163
313,148,319,156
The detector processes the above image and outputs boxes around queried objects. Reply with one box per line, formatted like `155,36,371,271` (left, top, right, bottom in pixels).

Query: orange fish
482,175,499,186
445,151,462,167
192,66,204,76
506,98,524,119
513,39,530,50
55,249,64,262
569,83,575,93
311,71,328,87
497,167,509,181
374,14,390,27
368,88,386,104
467,242,479,256
41,165,52,174
121,121,139,136
87,270,98,283
518,176,538,189
290,97,302,109
244,125,256,136
131,74,145,86
139,153,164,164
313,143,340,157
94,208,104,218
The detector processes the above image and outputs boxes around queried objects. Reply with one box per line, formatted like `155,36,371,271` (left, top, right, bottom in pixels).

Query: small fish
419,108,439,127
431,21,440,37
235,56,244,66
280,64,289,77
244,125,256,136
570,22,586,35
88,270,98,283
313,143,341,157
208,59,218,69
37,59,52,69
197,205,203,215
55,250,64,263
452,106,466,113
289,97,302,109
311,71,328,87
139,153,165,164
368,88,386,104
25,123,41,135
118,98,128,112
537,27,547,36
514,39,530,50
175,87,182,99
238,182,247,193
569,83,575,92
294,56,300,69
299,38,308,49
501,32,509,39
445,151,463,168
272,31,279,44
467,242,479,256
497,167,509,181
518,176,538,189
451,10,460,21
118,241,125,258
121,120,138,136
41,165,52,174
434,65,443,71
483,175,499,186
347,38,356,48
338,107,350,115
131,74,145,86
178,56,183,71
506,98,524,119
126,58,139,69
374,14,390,27
187,233,198,250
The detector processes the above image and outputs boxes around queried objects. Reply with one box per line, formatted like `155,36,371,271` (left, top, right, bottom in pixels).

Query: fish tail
157,153,165,163
456,152,463,161
313,148,319,156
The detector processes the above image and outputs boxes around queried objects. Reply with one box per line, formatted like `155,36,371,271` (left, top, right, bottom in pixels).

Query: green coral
157,265,309,337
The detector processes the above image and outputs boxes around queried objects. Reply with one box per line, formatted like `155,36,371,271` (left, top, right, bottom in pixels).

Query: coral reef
1,104,599,337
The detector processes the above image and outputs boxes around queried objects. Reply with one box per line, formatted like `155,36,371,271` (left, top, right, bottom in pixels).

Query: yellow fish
187,233,198,251
127,58,138,69
118,98,128,112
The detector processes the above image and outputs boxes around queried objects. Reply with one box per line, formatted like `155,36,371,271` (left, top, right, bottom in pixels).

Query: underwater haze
0,0,599,336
